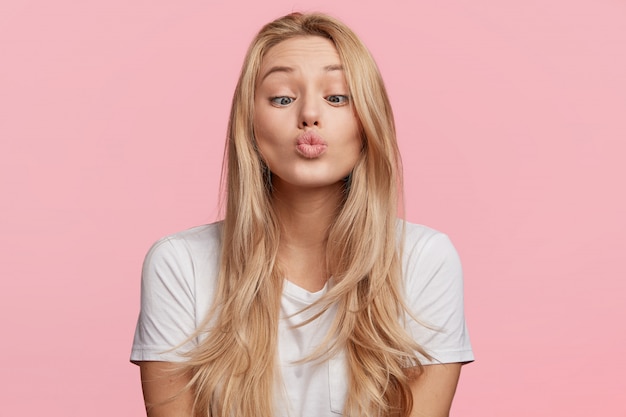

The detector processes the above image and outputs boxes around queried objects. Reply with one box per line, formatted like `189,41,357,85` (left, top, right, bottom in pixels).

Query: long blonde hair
183,12,429,417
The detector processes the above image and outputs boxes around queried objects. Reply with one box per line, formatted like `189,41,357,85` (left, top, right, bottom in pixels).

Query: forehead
259,36,342,75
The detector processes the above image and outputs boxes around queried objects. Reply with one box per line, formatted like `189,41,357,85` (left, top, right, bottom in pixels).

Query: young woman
131,12,473,417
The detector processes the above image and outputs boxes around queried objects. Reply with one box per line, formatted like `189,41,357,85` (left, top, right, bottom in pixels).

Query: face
253,36,362,191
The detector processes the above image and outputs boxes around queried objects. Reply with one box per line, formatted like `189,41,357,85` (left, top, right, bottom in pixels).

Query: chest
277,294,347,416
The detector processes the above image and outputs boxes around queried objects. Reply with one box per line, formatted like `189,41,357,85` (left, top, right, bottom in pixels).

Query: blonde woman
131,12,473,417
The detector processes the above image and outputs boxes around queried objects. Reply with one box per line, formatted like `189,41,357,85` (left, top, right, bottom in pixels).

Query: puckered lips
296,131,328,159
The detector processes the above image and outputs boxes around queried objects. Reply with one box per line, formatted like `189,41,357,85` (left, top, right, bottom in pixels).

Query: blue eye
325,95,349,105
270,96,294,106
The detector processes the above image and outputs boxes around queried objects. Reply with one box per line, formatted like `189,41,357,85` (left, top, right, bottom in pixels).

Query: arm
139,361,194,417
409,363,462,417
131,237,200,416
402,229,473,415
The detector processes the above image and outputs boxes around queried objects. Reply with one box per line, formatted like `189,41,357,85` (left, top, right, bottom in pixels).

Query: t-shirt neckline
282,278,333,304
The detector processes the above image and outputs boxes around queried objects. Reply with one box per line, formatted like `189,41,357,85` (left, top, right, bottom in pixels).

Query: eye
270,96,295,106
325,95,350,105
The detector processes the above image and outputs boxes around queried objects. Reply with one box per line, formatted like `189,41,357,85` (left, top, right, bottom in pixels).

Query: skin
139,362,194,417
409,363,462,417
254,36,362,192
138,36,463,417
253,36,362,292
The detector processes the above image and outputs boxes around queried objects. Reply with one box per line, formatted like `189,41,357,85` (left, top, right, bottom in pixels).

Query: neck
270,179,345,291
272,180,344,247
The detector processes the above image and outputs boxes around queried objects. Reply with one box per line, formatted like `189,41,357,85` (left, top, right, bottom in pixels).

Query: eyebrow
260,64,344,81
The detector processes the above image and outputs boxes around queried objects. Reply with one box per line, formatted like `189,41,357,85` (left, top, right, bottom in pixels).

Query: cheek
254,125,274,154
253,104,281,138
252,117,278,163
349,140,363,165
346,121,363,153
253,106,271,144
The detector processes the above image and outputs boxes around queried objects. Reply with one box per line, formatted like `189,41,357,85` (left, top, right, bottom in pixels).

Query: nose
298,94,320,128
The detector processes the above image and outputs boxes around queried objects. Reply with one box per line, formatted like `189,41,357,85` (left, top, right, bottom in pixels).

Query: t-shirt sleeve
130,237,198,363
403,231,474,365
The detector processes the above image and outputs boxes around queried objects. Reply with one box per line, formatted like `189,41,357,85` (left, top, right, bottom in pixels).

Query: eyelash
269,95,350,107
270,96,294,106
326,95,349,105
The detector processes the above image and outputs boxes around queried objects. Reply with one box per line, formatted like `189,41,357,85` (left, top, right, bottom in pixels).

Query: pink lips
296,132,328,159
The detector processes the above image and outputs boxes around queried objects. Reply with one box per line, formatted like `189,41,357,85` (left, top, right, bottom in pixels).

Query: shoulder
398,220,460,268
144,222,223,270
397,220,473,364
131,222,223,363
147,222,223,258
141,222,223,301
397,220,463,297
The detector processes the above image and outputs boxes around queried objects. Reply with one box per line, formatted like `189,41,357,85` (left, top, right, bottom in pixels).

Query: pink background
1,0,625,415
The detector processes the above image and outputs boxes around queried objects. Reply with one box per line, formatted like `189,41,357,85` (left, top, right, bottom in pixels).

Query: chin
274,175,348,191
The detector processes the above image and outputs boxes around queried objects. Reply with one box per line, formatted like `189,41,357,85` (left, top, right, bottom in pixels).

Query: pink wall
1,1,624,415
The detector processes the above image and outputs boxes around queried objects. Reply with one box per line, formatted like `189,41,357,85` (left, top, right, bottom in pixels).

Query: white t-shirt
131,221,473,416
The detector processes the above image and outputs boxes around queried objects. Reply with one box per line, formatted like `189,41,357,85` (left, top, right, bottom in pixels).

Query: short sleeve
403,230,474,365
130,237,198,363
